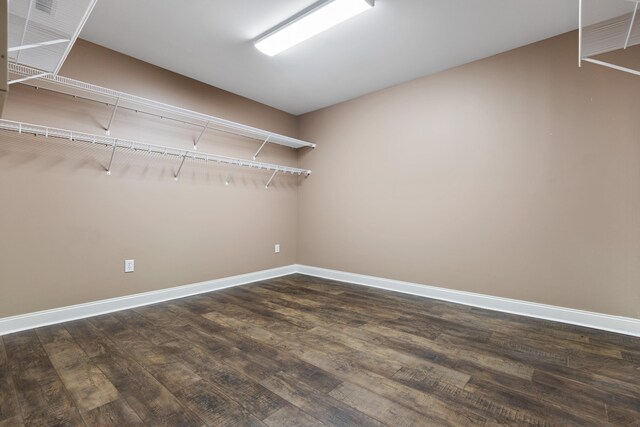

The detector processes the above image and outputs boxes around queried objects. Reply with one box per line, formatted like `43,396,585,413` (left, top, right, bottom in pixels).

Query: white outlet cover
125,259,135,273
274,244,280,254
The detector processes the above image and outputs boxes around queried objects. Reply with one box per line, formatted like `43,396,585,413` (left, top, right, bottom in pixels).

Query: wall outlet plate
274,244,280,254
124,259,135,273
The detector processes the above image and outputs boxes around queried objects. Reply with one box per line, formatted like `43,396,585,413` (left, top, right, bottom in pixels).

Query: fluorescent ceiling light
255,0,374,56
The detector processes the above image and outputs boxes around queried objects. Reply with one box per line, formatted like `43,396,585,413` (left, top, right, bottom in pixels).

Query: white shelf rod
0,119,312,177
106,140,117,176
8,63,316,150
175,154,187,180
625,2,638,49
105,97,120,135
9,71,50,85
253,135,271,160
8,39,69,53
194,121,209,150
578,0,583,67
53,0,99,75
582,58,640,77
265,170,278,189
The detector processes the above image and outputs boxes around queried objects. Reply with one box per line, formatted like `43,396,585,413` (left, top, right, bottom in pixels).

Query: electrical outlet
274,244,280,254
124,259,135,273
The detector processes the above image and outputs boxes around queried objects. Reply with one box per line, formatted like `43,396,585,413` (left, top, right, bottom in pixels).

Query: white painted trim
295,265,640,337
0,265,296,336
3,263,639,338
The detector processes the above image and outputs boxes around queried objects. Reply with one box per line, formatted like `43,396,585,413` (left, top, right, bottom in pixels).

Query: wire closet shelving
8,63,316,152
578,0,640,76
0,119,311,187
5,63,315,187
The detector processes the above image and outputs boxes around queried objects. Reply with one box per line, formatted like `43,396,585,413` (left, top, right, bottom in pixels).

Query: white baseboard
295,265,640,337
0,265,296,336
2,263,639,338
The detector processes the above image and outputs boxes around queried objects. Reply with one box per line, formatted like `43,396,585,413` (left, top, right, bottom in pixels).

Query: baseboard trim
295,264,640,337
3,263,639,337
0,265,296,336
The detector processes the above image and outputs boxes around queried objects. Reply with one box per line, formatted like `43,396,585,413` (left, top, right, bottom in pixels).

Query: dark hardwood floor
1,274,640,426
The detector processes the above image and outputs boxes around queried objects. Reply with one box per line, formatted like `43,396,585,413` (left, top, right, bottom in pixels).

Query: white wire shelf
8,0,98,74
578,0,640,77
0,119,312,183
7,62,317,150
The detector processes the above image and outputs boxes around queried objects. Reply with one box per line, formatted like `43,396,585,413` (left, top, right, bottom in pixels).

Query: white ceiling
79,0,634,115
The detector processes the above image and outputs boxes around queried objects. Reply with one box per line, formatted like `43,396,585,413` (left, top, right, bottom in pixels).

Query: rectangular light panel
255,0,374,56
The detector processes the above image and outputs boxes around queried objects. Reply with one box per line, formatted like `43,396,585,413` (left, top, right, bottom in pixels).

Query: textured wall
298,32,640,318
0,40,302,317
3,32,639,320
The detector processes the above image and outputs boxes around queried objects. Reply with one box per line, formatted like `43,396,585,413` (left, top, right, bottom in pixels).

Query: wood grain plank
36,325,119,412
3,331,85,426
63,319,114,359
110,310,176,345
80,399,144,426
202,311,403,378
260,371,386,427
174,380,267,427
307,326,473,387
328,381,432,427
4,274,640,425
178,345,288,420
0,338,20,424
533,370,640,422
0,416,24,427
439,332,640,401
91,344,205,426
262,405,326,427
219,314,484,425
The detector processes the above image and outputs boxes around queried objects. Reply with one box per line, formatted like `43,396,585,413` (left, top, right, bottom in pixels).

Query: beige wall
298,32,640,318
0,40,301,317
2,32,639,320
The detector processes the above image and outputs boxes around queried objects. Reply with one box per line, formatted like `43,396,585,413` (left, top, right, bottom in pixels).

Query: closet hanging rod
0,119,312,177
7,63,316,150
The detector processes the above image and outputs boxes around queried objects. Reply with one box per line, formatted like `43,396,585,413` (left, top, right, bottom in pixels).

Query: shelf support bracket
8,72,51,85
582,58,640,76
194,121,209,150
624,2,638,49
106,140,118,175
265,170,277,189
253,135,271,160
175,153,187,181
578,0,583,67
106,97,120,135
16,0,34,63
8,39,69,53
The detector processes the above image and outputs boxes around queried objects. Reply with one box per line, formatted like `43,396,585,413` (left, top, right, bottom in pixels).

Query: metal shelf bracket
105,97,120,135
193,121,209,150
174,153,188,181
0,120,311,183
265,170,278,189
106,140,117,175
253,135,271,160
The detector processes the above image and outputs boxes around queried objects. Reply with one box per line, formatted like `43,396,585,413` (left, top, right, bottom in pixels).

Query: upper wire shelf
578,0,640,77
7,62,317,150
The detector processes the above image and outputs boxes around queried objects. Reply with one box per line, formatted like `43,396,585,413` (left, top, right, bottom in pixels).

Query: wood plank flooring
1,274,640,426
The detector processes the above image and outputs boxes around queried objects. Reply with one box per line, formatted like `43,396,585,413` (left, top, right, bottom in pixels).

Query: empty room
1,0,640,425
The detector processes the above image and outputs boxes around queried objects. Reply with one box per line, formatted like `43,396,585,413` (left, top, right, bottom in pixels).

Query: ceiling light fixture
255,0,374,56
